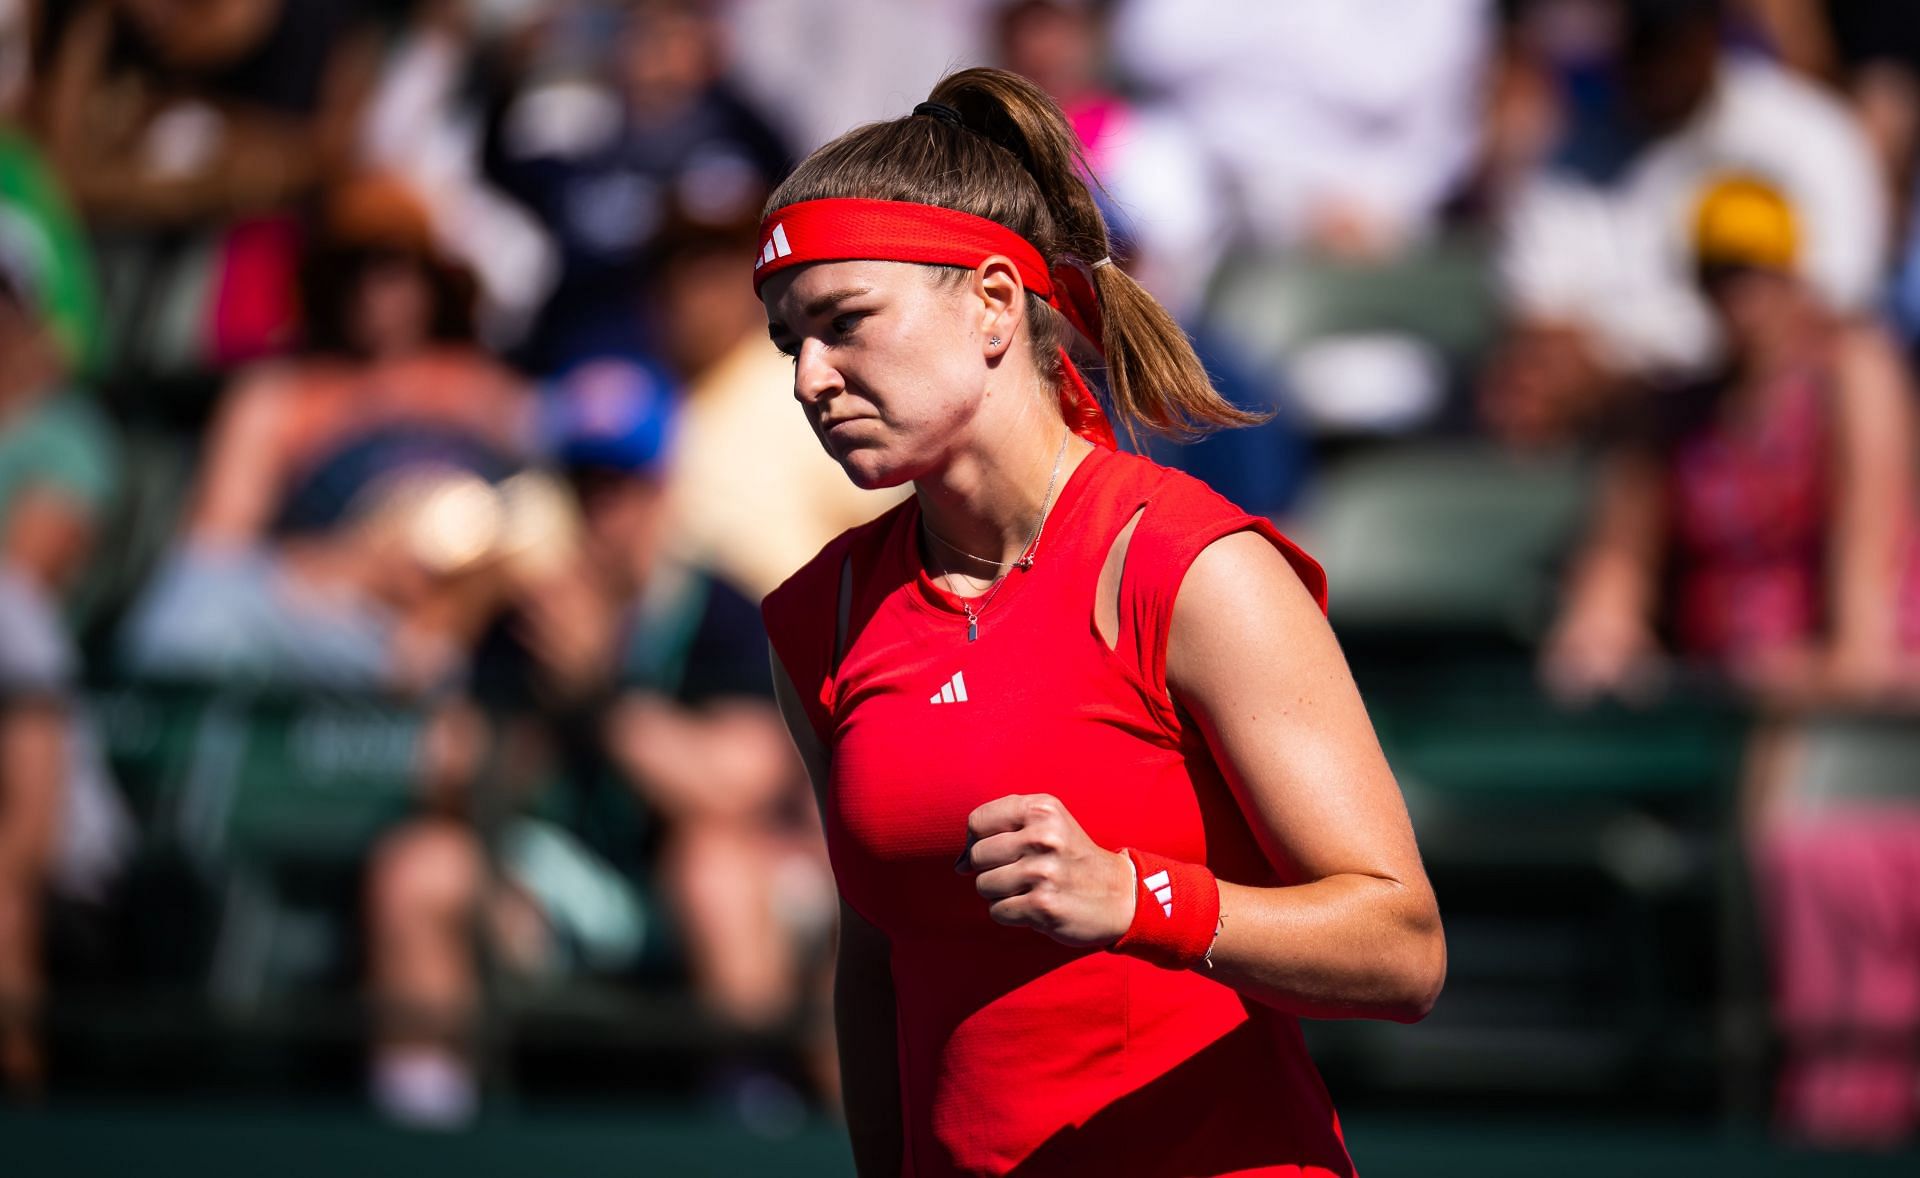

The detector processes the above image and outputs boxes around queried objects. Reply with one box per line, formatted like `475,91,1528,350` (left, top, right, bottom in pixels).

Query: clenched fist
956,793,1137,948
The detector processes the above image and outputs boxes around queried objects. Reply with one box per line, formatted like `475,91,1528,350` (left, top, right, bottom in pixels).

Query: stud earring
989,335,1002,347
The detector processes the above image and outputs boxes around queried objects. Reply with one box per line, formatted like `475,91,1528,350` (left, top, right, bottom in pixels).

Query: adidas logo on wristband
1143,869,1174,917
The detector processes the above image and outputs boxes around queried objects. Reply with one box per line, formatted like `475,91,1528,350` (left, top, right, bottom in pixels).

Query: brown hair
300,177,478,358
764,66,1261,442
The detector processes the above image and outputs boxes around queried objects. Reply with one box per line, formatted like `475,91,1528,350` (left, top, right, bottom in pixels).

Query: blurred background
0,0,1918,1173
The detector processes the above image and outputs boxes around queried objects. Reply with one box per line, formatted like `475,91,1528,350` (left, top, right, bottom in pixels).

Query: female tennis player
759,67,1444,1178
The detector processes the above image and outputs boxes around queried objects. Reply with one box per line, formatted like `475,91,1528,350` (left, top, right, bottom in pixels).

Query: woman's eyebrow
802,286,874,317
768,286,876,337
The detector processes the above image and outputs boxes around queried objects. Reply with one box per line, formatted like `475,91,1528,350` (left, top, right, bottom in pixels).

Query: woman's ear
973,255,1026,358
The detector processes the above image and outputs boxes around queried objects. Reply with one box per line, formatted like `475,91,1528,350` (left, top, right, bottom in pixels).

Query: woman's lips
823,417,875,441
818,417,875,457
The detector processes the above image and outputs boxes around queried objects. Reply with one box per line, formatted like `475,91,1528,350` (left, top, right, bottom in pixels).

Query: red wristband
1108,848,1220,971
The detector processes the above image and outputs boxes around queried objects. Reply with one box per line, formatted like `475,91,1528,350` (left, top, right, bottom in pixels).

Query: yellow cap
1692,174,1798,273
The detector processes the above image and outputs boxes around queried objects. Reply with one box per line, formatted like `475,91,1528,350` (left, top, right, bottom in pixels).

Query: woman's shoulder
1101,449,1328,613
389,347,528,396
760,498,913,724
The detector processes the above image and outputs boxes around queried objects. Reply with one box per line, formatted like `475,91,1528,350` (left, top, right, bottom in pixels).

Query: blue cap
543,357,678,476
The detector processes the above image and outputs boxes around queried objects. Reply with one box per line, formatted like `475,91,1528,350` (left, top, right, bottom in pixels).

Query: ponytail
766,66,1264,443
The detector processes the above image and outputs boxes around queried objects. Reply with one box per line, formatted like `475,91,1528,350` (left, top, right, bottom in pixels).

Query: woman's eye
770,311,864,363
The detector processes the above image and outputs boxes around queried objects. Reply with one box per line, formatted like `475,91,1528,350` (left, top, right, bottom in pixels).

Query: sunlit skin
760,257,1093,573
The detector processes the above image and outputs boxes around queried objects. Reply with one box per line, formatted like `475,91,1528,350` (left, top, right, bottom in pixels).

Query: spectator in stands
481,0,790,374
1112,0,1498,438
352,0,557,346
34,0,380,373
1113,0,1490,266
723,0,995,155
1742,0,1920,232
122,425,530,692
994,0,1222,319
1542,176,1919,705
540,362,825,1042
1542,175,1920,1146
992,0,1312,514
648,215,903,601
187,174,532,548
0,201,129,1098
0,0,34,123
367,364,829,1127
1753,1,1920,362
120,175,534,690
37,0,375,226
0,125,102,383
1488,0,1885,445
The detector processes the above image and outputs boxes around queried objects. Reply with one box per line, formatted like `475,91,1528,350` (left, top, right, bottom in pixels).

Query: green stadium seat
1286,442,1752,1107
215,694,424,864
1367,655,1747,801
97,683,424,862
96,682,428,1003
1296,440,1593,639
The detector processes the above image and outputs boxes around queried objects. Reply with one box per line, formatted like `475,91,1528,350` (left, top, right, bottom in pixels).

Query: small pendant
966,607,978,642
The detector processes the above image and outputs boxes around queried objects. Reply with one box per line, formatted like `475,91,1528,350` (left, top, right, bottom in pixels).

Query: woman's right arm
1541,448,1667,703
185,367,291,545
771,648,902,1177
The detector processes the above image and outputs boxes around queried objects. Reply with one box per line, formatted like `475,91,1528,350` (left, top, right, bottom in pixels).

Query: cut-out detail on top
1095,505,1147,652
833,552,852,672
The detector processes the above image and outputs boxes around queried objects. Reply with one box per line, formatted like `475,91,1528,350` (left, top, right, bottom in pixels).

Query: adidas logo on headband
755,222,793,270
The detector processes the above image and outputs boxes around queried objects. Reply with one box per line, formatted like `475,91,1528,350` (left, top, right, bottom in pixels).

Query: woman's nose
793,337,842,404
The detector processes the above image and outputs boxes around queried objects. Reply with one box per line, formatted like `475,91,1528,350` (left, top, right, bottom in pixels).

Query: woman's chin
841,462,912,492
835,449,915,491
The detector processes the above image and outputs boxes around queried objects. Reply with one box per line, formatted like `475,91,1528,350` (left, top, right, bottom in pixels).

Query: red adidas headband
752,197,1117,449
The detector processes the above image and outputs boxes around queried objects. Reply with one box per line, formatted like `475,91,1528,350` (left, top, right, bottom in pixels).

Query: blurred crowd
0,0,1917,1149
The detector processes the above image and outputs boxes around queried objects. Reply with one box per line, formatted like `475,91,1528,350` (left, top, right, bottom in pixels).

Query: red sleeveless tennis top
764,447,1354,1178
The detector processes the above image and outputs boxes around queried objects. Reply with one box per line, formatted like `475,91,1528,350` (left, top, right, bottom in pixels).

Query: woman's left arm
962,530,1444,1022
1824,321,1916,698
1164,531,1443,1022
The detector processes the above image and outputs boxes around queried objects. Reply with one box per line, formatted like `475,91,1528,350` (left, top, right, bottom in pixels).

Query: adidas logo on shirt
1143,869,1174,917
928,671,969,705
755,222,793,270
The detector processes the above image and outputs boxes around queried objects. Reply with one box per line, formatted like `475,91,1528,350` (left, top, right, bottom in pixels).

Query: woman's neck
915,421,1093,573
1729,313,1829,394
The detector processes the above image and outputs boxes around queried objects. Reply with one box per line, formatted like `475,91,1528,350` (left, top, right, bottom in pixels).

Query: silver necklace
922,519,1021,573
926,429,1070,642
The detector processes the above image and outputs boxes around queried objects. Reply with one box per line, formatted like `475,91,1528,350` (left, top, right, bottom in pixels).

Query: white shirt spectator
1081,101,1230,322
358,21,557,346
723,0,997,153
1501,54,1887,376
1111,0,1493,251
